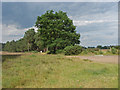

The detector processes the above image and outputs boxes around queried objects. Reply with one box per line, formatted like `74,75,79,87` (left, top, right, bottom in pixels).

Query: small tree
24,28,35,52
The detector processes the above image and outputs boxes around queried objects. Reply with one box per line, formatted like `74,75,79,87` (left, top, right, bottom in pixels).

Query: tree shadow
2,55,22,62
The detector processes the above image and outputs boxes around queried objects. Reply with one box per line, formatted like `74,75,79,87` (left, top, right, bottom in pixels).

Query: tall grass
2,54,118,88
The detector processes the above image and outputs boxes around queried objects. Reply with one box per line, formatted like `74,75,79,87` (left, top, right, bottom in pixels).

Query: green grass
2,53,118,88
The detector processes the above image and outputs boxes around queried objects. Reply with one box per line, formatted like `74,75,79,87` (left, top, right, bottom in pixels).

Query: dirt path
0,51,24,55
66,55,118,64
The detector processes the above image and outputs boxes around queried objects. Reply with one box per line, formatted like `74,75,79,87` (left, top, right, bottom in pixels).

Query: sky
1,2,118,47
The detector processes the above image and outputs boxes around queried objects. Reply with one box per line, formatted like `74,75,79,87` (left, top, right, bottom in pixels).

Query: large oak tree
35,10,80,53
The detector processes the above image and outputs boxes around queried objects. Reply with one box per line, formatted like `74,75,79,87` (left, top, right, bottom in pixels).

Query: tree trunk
46,47,48,52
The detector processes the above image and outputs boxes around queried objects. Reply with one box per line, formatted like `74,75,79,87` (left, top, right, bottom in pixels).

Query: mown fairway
2,53,118,88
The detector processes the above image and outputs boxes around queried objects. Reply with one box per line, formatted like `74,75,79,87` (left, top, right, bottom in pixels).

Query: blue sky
2,2,118,47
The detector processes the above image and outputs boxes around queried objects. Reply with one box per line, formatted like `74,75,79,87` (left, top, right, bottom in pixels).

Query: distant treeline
83,45,120,49
1,41,119,52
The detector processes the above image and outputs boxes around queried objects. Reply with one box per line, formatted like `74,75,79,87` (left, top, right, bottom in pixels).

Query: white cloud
2,24,26,36
79,25,118,46
73,20,118,26
68,3,118,27
26,26,38,32
2,24,38,43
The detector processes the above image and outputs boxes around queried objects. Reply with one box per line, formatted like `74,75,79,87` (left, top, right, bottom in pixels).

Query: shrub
98,51,103,54
94,48,99,51
64,45,82,55
46,50,51,54
94,51,98,55
111,47,117,54
56,50,63,54
30,51,38,53
81,49,88,54
105,50,111,55
87,48,99,53
107,50,110,53
87,48,95,53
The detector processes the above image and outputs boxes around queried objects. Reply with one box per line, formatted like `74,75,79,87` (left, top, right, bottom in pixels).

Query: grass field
2,53,118,88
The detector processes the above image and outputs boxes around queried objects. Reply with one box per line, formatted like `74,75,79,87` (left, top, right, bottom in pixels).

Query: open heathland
2,53,118,88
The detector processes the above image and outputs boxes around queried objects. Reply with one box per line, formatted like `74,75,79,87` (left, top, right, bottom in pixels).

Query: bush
94,51,98,55
87,48,99,53
81,49,88,54
105,50,111,55
87,48,95,53
56,50,63,54
64,45,82,55
30,51,38,53
111,47,117,54
98,51,103,54
46,50,51,54
94,48,99,51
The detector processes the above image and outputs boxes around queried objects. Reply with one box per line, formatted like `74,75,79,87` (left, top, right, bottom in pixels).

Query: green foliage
24,28,36,51
64,45,82,55
87,48,99,53
56,50,63,54
30,51,38,53
0,43,4,51
3,38,28,52
35,10,80,53
3,29,37,52
97,45,102,49
81,49,88,54
83,59,92,62
94,48,99,51
34,32,45,51
111,47,117,54
15,38,28,52
104,50,111,55
99,51,103,54
94,51,98,55
3,10,81,53
3,40,16,52
93,50,103,55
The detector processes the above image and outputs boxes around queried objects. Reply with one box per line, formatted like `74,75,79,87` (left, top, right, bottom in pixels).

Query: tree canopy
24,28,36,51
35,10,80,53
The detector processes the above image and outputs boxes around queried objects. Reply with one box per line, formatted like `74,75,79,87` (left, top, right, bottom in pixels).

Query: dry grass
2,53,118,88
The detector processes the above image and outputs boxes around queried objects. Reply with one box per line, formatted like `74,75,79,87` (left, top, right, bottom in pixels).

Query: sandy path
66,55,118,64
0,51,24,55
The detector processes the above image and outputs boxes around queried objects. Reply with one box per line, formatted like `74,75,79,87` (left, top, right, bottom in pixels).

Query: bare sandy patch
66,55,118,64
0,51,24,55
